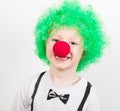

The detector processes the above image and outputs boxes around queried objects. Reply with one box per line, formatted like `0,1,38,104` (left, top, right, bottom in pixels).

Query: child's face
46,28,84,71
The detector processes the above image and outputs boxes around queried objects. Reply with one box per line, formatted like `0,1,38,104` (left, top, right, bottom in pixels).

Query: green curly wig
34,0,106,72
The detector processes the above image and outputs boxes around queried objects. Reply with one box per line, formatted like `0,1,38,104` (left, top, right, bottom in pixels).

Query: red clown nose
53,41,70,57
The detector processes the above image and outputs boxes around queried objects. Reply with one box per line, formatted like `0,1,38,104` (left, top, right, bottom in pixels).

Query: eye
70,41,79,45
52,39,59,42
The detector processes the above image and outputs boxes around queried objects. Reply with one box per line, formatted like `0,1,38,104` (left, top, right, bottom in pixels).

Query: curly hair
34,0,106,72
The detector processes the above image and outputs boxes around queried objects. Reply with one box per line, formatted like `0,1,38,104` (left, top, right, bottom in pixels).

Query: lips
55,55,70,61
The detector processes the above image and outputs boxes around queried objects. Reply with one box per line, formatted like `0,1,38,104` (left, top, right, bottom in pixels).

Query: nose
53,41,70,57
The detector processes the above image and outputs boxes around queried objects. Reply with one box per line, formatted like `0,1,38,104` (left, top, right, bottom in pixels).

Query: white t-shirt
12,71,100,111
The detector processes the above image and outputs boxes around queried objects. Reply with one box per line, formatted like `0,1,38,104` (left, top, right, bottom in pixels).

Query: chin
53,63,75,71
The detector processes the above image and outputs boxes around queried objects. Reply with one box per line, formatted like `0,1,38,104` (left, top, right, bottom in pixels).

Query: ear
81,50,85,59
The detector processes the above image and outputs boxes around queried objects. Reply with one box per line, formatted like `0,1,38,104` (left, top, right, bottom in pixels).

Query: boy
12,0,106,111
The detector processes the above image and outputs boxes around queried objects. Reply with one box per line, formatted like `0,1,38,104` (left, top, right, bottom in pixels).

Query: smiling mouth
55,56,70,61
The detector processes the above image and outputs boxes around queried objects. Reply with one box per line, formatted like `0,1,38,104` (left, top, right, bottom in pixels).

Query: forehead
49,28,82,41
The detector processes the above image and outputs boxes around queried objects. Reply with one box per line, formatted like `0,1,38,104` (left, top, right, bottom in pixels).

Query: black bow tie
47,89,70,104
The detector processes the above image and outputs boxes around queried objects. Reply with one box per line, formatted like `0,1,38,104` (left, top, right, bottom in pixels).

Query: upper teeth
55,56,69,60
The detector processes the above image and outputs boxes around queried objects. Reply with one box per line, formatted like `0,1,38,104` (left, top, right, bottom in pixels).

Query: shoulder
87,87,100,111
82,81,100,111
88,86,99,104
18,71,46,99
81,78,98,101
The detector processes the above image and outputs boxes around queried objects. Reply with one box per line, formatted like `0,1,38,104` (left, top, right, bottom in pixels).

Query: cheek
46,43,54,57
46,44,50,57
72,47,84,59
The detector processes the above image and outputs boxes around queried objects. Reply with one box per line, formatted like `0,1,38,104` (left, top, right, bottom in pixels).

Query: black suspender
77,82,92,111
30,71,46,111
30,71,91,111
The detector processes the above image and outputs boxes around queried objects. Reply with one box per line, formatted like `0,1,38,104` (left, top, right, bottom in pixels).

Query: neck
49,66,80,87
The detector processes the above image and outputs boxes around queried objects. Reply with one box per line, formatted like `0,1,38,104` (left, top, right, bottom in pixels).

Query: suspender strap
77,82,92,111
30,71,46,111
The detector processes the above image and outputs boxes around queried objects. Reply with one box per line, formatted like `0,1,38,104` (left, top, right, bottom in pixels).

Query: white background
0,0,120,111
